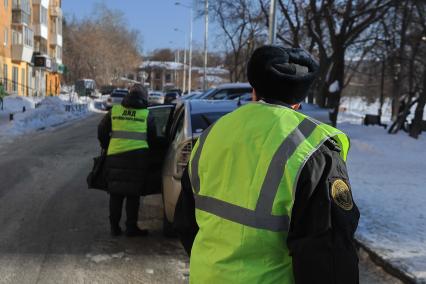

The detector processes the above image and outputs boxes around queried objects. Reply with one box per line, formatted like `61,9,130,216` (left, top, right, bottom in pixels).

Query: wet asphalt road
0,114,401,284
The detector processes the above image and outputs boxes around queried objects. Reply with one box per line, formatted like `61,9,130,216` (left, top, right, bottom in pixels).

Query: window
3,64,8,91
57,17,63,35
210,88,252,100
191,112,228,133
21,68,25,95
165,73,172,83
24,26,33,47
4,0,8,8
40,7,48,25
3,28,8,46
12,30,21,45
12,66,18,92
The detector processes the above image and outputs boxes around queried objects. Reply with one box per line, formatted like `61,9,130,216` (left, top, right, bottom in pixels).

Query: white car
106,89,129,109
148,92,164,105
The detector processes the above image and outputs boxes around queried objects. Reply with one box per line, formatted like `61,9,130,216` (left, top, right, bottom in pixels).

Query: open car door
145,104,176,195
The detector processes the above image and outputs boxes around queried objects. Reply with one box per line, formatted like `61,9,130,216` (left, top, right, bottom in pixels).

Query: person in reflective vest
174,46,360,283
98,84,154,237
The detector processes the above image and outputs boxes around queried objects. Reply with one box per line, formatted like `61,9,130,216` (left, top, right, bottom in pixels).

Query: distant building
138,61,229,92
0,0,63,97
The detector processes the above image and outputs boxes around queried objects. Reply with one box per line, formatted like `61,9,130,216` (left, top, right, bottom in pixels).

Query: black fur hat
247,45,319,104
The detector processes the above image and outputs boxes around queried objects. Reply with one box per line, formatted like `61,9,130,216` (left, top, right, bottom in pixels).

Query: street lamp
175,28,188,94
203,0,209,91
269,0,277,44
175,2,193,95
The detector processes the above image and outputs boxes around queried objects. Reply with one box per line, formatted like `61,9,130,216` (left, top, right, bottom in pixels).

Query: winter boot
125,226,149,237
111,225,122,237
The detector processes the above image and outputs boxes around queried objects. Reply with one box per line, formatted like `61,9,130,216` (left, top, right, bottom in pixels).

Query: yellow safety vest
189,102,349,284
107,105,149,156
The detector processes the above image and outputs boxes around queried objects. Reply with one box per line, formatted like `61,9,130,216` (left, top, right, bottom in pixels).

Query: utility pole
175,2,193,95
203,0,209,91
183,45,187,94
269,0,277,44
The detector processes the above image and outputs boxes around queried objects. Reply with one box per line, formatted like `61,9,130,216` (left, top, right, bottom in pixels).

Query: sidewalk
339,121,426,284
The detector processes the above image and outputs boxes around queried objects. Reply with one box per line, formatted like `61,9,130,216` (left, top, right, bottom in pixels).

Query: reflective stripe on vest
107,105,149,156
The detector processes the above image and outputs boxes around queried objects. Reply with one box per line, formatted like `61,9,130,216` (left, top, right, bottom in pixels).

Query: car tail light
175,141,193,178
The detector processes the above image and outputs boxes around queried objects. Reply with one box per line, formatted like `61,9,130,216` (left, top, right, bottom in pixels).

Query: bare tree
63,4,142,86
409,0,426,138
208,0,265,82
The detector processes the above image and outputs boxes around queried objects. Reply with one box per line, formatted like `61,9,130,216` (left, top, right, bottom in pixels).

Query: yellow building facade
0,0,62,97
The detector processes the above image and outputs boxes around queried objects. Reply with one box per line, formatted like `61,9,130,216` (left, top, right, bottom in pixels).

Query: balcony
50,33,62,47
34,24,48,39
32,0,49,8
49,6,62,17
12,9,31,26
11,31,33,63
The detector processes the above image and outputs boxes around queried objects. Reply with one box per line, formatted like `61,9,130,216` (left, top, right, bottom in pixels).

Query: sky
62,0,220,55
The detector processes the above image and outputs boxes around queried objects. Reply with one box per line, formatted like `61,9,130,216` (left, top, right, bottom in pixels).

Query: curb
355,239,419,284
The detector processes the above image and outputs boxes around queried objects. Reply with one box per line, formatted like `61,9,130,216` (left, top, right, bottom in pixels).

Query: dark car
164,92,180,104
100,85,117,96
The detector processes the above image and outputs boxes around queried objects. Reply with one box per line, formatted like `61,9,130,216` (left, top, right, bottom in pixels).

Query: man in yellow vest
174,46,360,283
98,84,154,237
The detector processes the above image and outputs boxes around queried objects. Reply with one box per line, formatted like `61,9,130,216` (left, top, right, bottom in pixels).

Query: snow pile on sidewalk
0,95,90,139
337,106,426,282
2,95,41,112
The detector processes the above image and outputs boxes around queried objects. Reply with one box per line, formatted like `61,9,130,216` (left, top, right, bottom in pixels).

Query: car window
173,113,184,141
111,91,128,98
227,88,253,100
191,112,229,133
149,106,175,138
209,88,252,100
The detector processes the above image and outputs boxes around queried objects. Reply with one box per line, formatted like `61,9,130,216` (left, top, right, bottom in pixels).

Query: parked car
195,83,253,100
106,88,129,109
100,85,117,96
145,100,335,234
148,92,164,105
164,92,180,104
75,79,96,97
144,100,241,234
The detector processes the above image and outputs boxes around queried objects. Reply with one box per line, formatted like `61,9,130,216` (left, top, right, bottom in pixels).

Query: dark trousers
109,193,140,230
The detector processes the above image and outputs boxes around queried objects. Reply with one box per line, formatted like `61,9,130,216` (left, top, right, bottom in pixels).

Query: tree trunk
328,49,345,127
409,67,426,139
314,58,331,107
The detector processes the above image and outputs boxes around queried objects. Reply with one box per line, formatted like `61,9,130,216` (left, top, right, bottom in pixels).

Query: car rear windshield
191,112,229,134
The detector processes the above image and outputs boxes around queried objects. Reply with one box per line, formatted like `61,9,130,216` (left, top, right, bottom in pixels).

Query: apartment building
0,0,63,97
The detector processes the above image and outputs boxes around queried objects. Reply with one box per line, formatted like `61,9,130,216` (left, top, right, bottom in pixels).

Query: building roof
139,61,184,70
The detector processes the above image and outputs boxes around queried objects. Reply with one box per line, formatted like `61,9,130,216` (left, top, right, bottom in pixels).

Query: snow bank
0,95,90,140
337,107,426,282
2,95,40,112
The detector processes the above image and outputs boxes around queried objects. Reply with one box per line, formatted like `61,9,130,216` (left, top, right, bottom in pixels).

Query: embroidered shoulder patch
331,179,353,211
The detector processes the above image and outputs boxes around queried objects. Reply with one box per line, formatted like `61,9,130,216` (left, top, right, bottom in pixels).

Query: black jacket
97,95,156,196
174,120,360,284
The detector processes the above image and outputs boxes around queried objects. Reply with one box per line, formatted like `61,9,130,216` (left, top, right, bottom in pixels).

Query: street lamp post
203,0,209,91
269,0,277,44
175,2,193,95
174,28,188,94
